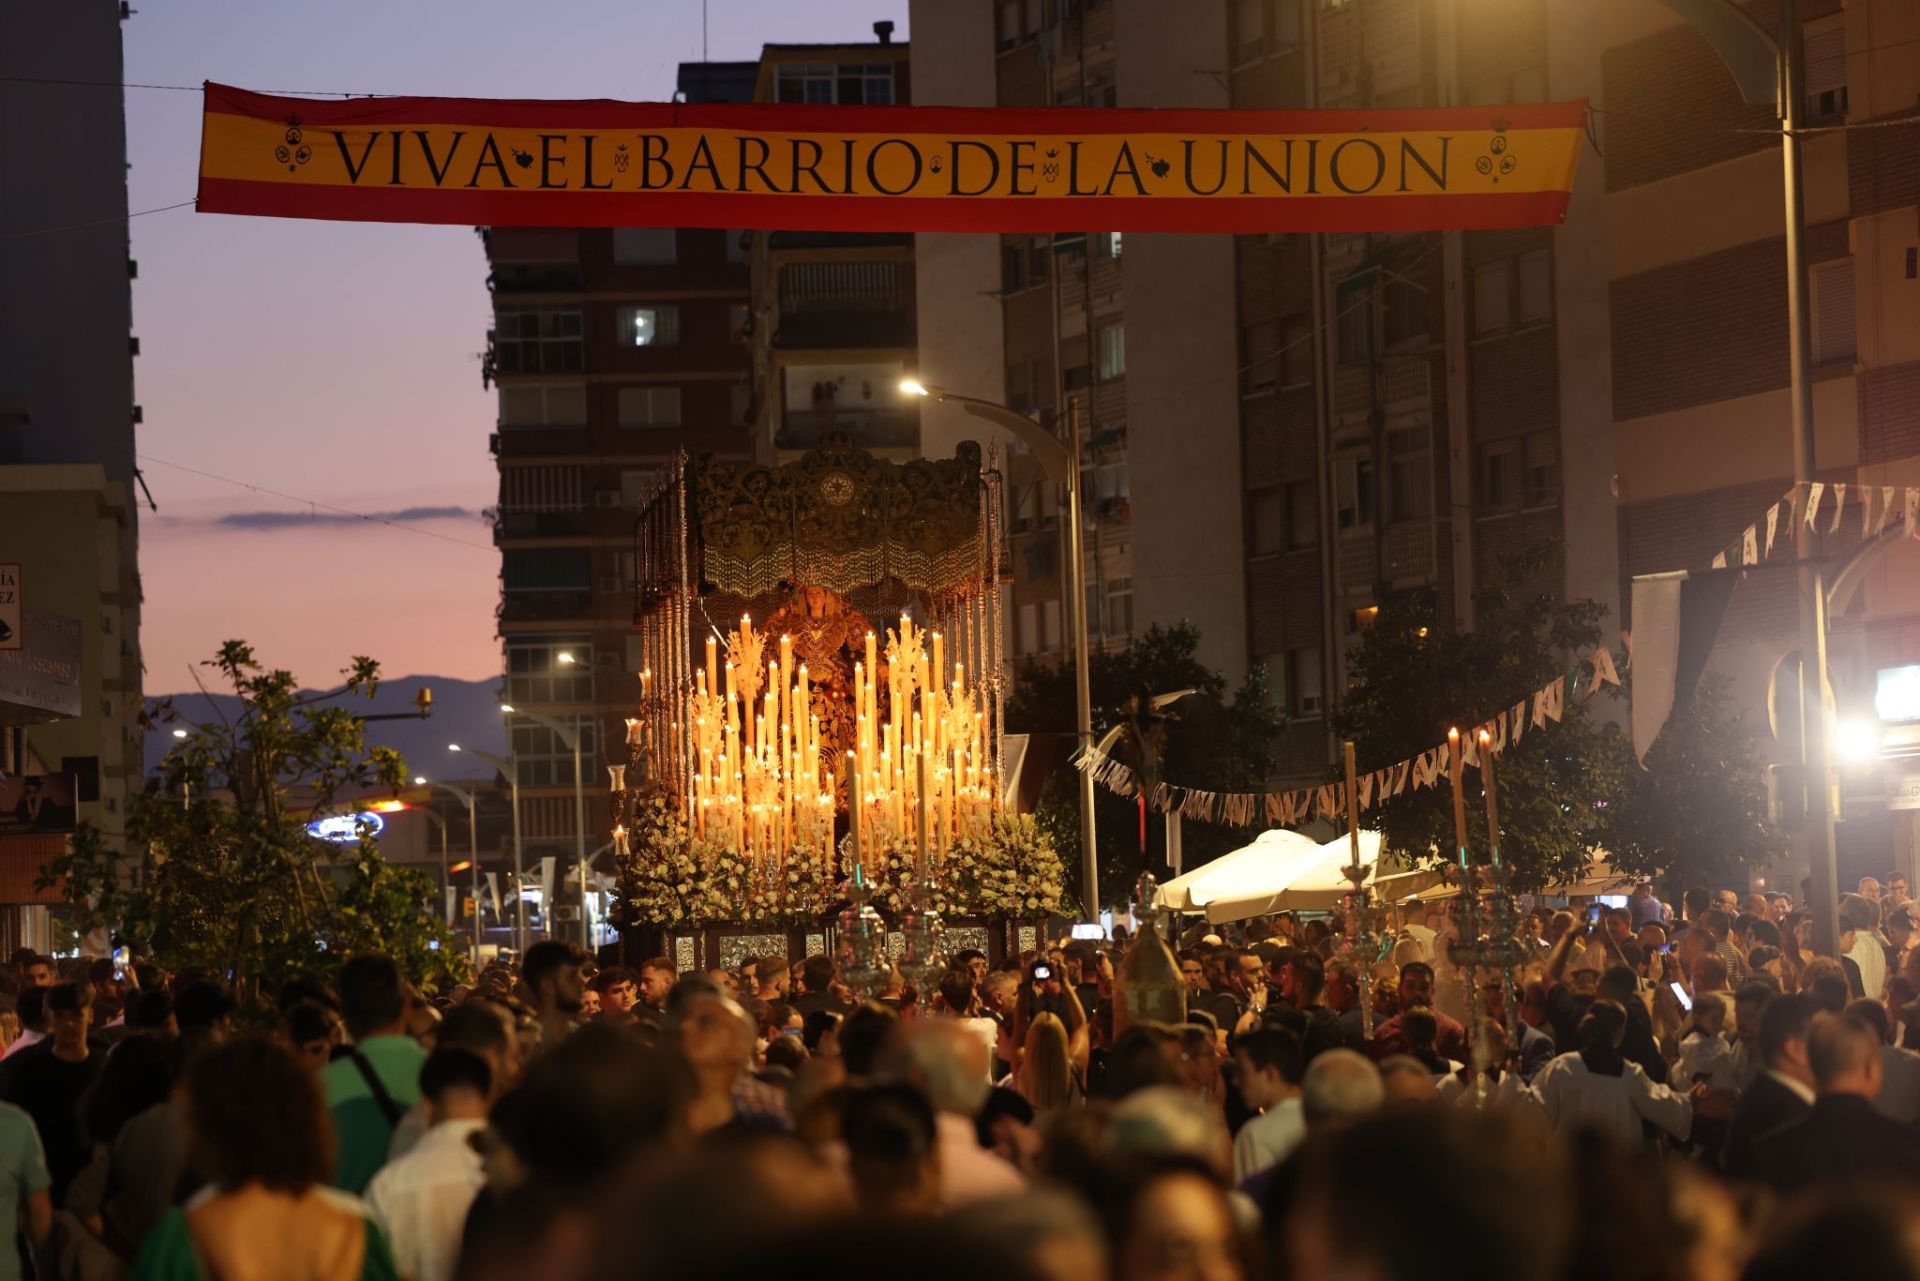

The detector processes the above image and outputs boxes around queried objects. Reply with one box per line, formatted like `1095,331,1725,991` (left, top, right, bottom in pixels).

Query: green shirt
321,1037,428,1195
0,1103,49,1281
130,1201,401,1281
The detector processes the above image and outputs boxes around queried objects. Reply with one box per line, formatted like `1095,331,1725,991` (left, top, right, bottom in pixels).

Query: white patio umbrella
1198,830,1387,921
1151,828,1323,916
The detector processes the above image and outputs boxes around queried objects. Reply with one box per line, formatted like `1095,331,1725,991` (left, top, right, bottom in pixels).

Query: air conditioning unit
594,491,621,508
552,904,582,922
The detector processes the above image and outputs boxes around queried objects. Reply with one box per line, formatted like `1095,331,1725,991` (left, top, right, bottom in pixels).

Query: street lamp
500,701,591,953
450,742,525,954
1657,0,1838,950
903,378,1100,919
417,775,485,969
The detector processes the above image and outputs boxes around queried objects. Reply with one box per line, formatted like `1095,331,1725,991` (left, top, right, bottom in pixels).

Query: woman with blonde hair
1017,1012,1081,1121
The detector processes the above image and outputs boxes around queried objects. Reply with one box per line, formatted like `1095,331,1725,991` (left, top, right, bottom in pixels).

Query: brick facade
1859,361,1920,465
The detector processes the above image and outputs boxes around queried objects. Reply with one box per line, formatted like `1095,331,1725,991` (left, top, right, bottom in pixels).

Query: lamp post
420,776,484,969
501,695,591,953
902,379,1100,921
1653,0,1838,951
450,742,524,955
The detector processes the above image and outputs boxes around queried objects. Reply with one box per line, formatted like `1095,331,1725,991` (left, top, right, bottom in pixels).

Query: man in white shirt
1231,1025,1306,1184
366,1046,490,1281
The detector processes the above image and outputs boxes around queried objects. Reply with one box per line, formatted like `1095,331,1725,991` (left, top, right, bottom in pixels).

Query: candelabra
1443,728,1526,1101
834,832,893,999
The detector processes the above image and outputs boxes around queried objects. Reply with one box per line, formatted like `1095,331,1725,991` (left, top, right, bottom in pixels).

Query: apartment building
746,28,919,463
0,1,144,951
483,63,757,915
913,0,1920,882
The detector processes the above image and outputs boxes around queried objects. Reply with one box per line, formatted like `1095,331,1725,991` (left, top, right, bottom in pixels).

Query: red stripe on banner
203,82,1589,136
196,177,1572,234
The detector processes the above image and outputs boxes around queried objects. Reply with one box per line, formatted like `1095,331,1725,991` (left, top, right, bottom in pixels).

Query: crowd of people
0,874,1914,1280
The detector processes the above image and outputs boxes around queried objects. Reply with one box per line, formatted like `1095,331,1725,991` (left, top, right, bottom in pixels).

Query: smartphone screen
1669,981,1693,1012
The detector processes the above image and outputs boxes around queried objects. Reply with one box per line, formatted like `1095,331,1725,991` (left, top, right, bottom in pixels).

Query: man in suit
1722,992,1816,1179
1750,1009,1920,1193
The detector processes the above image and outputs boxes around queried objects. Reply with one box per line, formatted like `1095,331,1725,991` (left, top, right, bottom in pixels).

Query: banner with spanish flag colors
198,84,1587,234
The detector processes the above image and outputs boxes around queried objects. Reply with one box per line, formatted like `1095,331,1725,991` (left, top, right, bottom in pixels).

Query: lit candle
849,752,864,885
1479,728,1502,870
779,635,794,730
1448,728,1468,871
706,635,718,695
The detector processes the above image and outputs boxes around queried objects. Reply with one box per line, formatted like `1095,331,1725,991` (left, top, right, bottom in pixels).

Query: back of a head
756,955,790,987
664,973,724,1023
1578,999,1628,1055
14,988,43,1034
419,1044,492,1106
490,1022,691,1185
336,955,403,1039
1596,964,1638,1002
1105,1085,1222,1162
1237,1024,1306,1086
1840,892,1882,934
1400,1007,1439,1054
1093,1024,1180,1101
882,1019,989,1116
1683,887,1711,917
1809,973,1851,1014
186,1036,333,1194
1301,1048,1385,1126
1807,1012,1879,1088
520,940,582,995
1281,1104,1569,1281
1746,1193,1920,1281
276,975,339,1013
841,1082,936,1172
1759,993,1820,1067
937,969,975,1015
800,953,836,993
437,998,512,1055
837,1001,900,1080
1847,997,1892,1043
282,1001,337,1046
124,989,174,1032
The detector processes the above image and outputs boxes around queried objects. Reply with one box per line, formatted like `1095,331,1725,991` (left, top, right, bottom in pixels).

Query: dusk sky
130,0,908,693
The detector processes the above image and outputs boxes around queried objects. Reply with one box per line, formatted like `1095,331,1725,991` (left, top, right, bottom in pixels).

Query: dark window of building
611,228,676,264
1249,486,1284,554
1478,439,1521,512
1084,64,1118,108
507,637,594,704
1281,315,1314,387
1241,319,1281,395
1471,260,1511,337
1383,274,1430,348
1517,250,1553,326
494,310,583,374
775,62,895,105
1523,430,1560,507
1335,450,1375,529
1097,325,1126,380
1386,425,1432,522
1804,15,1848,122
1234,0,1268,64
1106,577,1133,635
1335,275,1374,364
1287,479,1318,547
509,715,596,788
502,548,591,592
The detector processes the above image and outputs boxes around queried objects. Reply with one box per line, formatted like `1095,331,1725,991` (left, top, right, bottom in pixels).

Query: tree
1005,623,1283,909
41,642,467,1005
1332,547,1628,892
1605,672,1786,886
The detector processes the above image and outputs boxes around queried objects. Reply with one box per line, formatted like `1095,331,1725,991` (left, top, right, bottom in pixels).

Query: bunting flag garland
1071,643,1623,829
1076,482,1920,831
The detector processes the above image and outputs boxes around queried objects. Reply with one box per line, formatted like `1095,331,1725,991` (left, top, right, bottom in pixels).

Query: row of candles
665,613,998,874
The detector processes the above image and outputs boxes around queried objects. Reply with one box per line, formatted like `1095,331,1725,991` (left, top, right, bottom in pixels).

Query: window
1084,65,1119,109
1234,0,1267,64
775,62,895,105
502,548,590,593
1098,325,1126,380
1336,275,1373,364
728,303,750,342
1334,451,1375,529
1019,603,1039,654
1383,274,1429,348
612,228,676,264
494,309,583,374
617,386,682,428
499,384,587,429
1286,479,1318,547
617,304,680,347
1023,540,1060,581
1386,426,1432,522
1095,230,1123,259
1241,320,1281,395
1472,261,1511,337
509,714,596,788
1281,316,1314,387
1478,440,1521,512
1523,430,1560,507
1804,15,1848,122
1811,258,1857,364
1262,653,1289,714
1002,244,1028,294
1293,647,1324,716
1106,577,1133,635
1518,250,1553,326
506,637,593,704
1249,486,1284,554
1094,460,1130,504
500,465,584,512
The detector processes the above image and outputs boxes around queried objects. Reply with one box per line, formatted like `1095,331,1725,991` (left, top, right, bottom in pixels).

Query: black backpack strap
347,1049,405,1130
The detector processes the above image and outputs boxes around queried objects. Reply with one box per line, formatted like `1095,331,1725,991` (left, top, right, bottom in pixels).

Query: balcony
492,509,593,542
498,591,594,624
775,310,912,349
775,260,912,351
776,406,918,451
489,263,585,293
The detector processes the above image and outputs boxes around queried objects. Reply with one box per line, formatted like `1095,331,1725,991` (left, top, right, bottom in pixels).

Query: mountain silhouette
143,673,509,780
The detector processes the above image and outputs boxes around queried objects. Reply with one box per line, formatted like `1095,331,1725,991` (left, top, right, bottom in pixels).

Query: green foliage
1333,545,1780,892
1606,673,1787,886
1332,547,1626,891
39,642,468,1003
1005,623,1284,909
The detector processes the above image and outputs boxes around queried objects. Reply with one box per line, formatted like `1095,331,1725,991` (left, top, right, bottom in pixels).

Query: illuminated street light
556,652,577,666
1834,717,1882,764
171,728,188,739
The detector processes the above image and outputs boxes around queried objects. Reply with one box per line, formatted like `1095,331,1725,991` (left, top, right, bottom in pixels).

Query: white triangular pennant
1712,550,1728,570
1765,503,1781,557
1830,482,1848,534
1879,487,1898,535
1804,481,1825,529
1742,525,1760,565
